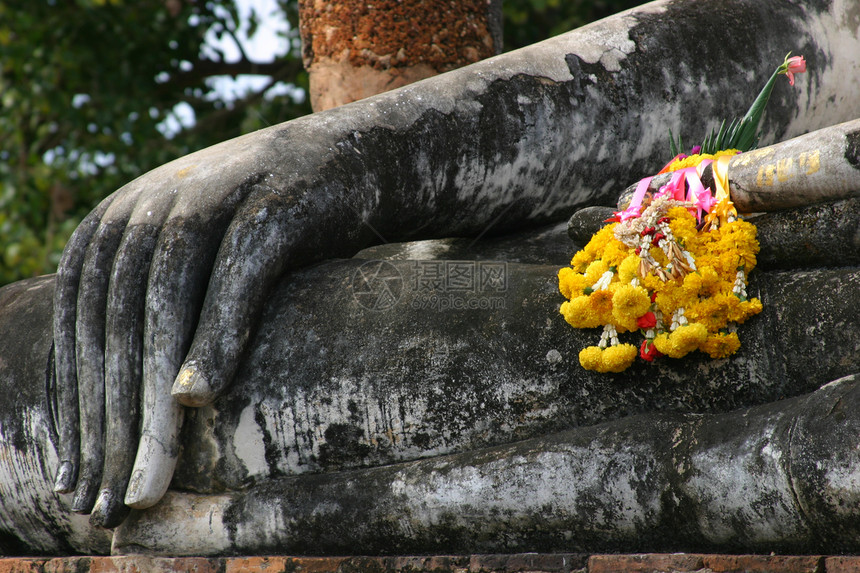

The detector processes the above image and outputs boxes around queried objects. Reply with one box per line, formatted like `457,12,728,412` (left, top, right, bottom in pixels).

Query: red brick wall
2,554,860,573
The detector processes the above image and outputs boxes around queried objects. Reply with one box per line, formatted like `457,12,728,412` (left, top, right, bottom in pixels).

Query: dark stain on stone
318,423,372,470
845,129,860,169
254,405,285,479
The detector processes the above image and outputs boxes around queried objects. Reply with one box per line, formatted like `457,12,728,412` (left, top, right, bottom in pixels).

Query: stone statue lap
1,0,859,557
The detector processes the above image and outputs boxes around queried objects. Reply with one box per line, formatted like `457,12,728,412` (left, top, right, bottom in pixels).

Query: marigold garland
558,54,806,373
559,189,762,372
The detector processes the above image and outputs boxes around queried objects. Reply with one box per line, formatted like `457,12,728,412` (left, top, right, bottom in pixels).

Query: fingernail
89,489,111,527
172,365,213,406
54,461,76,494
90,489,129,529
124,469,144,506
71,479,96,514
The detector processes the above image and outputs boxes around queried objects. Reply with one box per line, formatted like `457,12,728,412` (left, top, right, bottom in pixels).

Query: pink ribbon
617,175,653,222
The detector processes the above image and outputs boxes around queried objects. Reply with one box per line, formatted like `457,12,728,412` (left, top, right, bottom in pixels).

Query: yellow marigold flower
571,250,592,272
715,251,739,275
733,298,763,323
652,333,674,356
588,289,615,324
714,149,741,159
688,224,716,250
655,283,685,316
612,317,638,333
674,287,698,310
558,267,587,300
611,284,651,323
667,207,698,243
584,259,610,285
642,274,664,292
715,292,739,320
578,344,638,373
651,248,669,267
602,239,631,269
561,296,600,329
688,294,735,332
666,150,740,172
618,254,640,283
699,266,721,294
670,323,708,356
716,221,759,270
601,344,638,373
579,346,604,371
654,324,708,358
682,272,704,297
577,224,618,264
701,332,741,359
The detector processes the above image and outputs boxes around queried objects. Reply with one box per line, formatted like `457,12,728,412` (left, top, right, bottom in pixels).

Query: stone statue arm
112,373,860,556
49,0,860,527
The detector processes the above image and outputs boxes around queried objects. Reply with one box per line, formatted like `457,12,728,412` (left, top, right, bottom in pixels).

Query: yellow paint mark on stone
176,368,195,388
799,149,820,175
756,164,776,186
776,158,795,182
754,149,820,186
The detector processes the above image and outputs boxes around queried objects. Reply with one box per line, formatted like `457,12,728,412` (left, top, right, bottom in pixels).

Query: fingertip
70,477,99,514
124,467,168,510
171,363,217,407
89,489,130,529
124,430,180,510
53,461,77,494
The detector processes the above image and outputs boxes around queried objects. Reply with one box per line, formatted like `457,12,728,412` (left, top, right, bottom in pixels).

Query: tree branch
162,57,305,94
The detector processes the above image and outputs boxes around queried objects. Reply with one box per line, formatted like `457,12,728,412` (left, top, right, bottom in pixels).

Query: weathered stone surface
356,221,574,266
49,0,860,525
568,199,860,270
111,374,860,556
752,198,860,269
171,257,860,493
0,277,112,556
3,0,860,559
2,258,858,555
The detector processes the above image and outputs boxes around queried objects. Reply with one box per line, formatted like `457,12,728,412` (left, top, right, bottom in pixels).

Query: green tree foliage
0,0,308,285
0,0,642,286
502,0,645,50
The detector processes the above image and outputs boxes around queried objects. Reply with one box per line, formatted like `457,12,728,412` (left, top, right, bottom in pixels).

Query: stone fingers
123,182,259,509
89,188,179,527
169,187,300,409
52,193,118,495
69,189,143,514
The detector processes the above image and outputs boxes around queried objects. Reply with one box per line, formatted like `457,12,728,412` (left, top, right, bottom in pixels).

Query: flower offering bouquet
559,55,807,373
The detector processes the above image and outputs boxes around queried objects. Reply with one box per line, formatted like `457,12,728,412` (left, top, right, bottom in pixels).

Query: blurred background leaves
0,0,642,285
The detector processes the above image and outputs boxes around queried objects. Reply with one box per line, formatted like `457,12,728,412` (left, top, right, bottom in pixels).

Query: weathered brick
0,554,856,573
701,554,823,573
467,553,587,573
391,555,470,572
588,553,707,573
88,556,222,572
825,556,860,573
0,558,47,573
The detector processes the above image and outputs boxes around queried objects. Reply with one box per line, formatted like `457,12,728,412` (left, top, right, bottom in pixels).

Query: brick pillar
298,0,502,111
